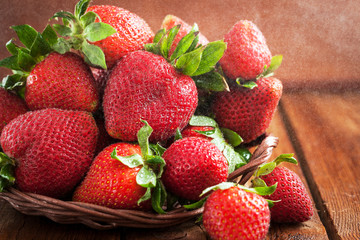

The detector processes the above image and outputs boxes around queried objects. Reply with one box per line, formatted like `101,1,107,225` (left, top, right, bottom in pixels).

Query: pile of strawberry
0,0,314,239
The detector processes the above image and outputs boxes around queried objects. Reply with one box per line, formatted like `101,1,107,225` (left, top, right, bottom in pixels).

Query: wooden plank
280,91,360,240
266,112,328,240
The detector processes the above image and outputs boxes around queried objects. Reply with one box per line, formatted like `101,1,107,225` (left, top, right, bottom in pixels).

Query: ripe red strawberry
161,137,228,201
0,88,28,134
260,166,314,223
25,52,99,112
0,108,98,198
87,5,154,68
161,14,209,55
73,142,151,210
212,77,283,143
220,20,272,80
203,186,270,240
93,115,117,155
103,50,198,142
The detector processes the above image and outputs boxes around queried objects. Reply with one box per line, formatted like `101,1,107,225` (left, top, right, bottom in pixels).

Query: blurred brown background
1,0,359,90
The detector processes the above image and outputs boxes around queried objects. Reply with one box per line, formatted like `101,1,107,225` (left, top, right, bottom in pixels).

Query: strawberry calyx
185,181,278,210
0,152,16,192
180,115,248,173
145,25,229,92
110,120,167,214
0,24,55,97
0,0,114,97
251,153,298,189
50,0,116,69
235,54,283,89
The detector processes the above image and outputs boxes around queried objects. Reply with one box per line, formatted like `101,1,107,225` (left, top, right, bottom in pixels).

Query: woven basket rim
0,134,279,230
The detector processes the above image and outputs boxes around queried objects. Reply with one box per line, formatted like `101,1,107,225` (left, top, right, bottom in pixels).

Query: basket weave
0,135,278,230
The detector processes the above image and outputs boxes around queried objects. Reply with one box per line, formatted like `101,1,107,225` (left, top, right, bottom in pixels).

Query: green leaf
111,149,144,168
137,187,152,205
1,74,26,91
267,199,277,208
0,164,15,183
223,145,248,173
222,145,237,173
80,11,98,27
240,183,277,196
136,166,156,188
0,56,20,70
236,78,258,89
259,55,283,79
221,128,243,147
174,128,183,141
194,129,216,137
81,41,107,69
151,181,167,214
53,38,71,54
149,143,166,157
153,28,166,43
189,115,218,127
252,178,267,188
192,70,229,92
160,25,180,59
6,39,19,55
273,153,298,166
52,11,77,22
30,33,52,58
84,22,116,42
75,0,91,19
175,46,204,76
42,25,58,47
256,162,277,177
11,25,38,49
145,155,166,178
144,43,159,54
170,30,198,61
17,50,36,72
234,147,252,164
137,120,153,159
191,40,226,76
0,152,16,192
52,24,72,37
183,197,208,209
200,182,237,197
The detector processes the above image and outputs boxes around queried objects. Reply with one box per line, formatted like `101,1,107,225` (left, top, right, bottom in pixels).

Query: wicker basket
0,135,278,230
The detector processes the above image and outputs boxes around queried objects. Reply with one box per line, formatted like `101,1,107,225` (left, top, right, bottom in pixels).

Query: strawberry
202,184,271,240
103,50,198,142
87,4,154,68
219,20,272,80
93,115,116,155
0,20,105,112
103,25,226,142
160,14,209,55
161,137,228,201
73,121,167,212
25,52,99,112
252,154,314,223
0,108,98,198
212,77,283,143
261,167,314,223
72,142,151,210
0,88,28,135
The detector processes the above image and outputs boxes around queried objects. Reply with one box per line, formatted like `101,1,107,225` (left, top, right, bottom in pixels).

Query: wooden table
1,89,359,239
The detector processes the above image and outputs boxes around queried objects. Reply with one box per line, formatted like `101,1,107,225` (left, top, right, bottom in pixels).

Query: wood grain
266,112,328,240
280,91,360,240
